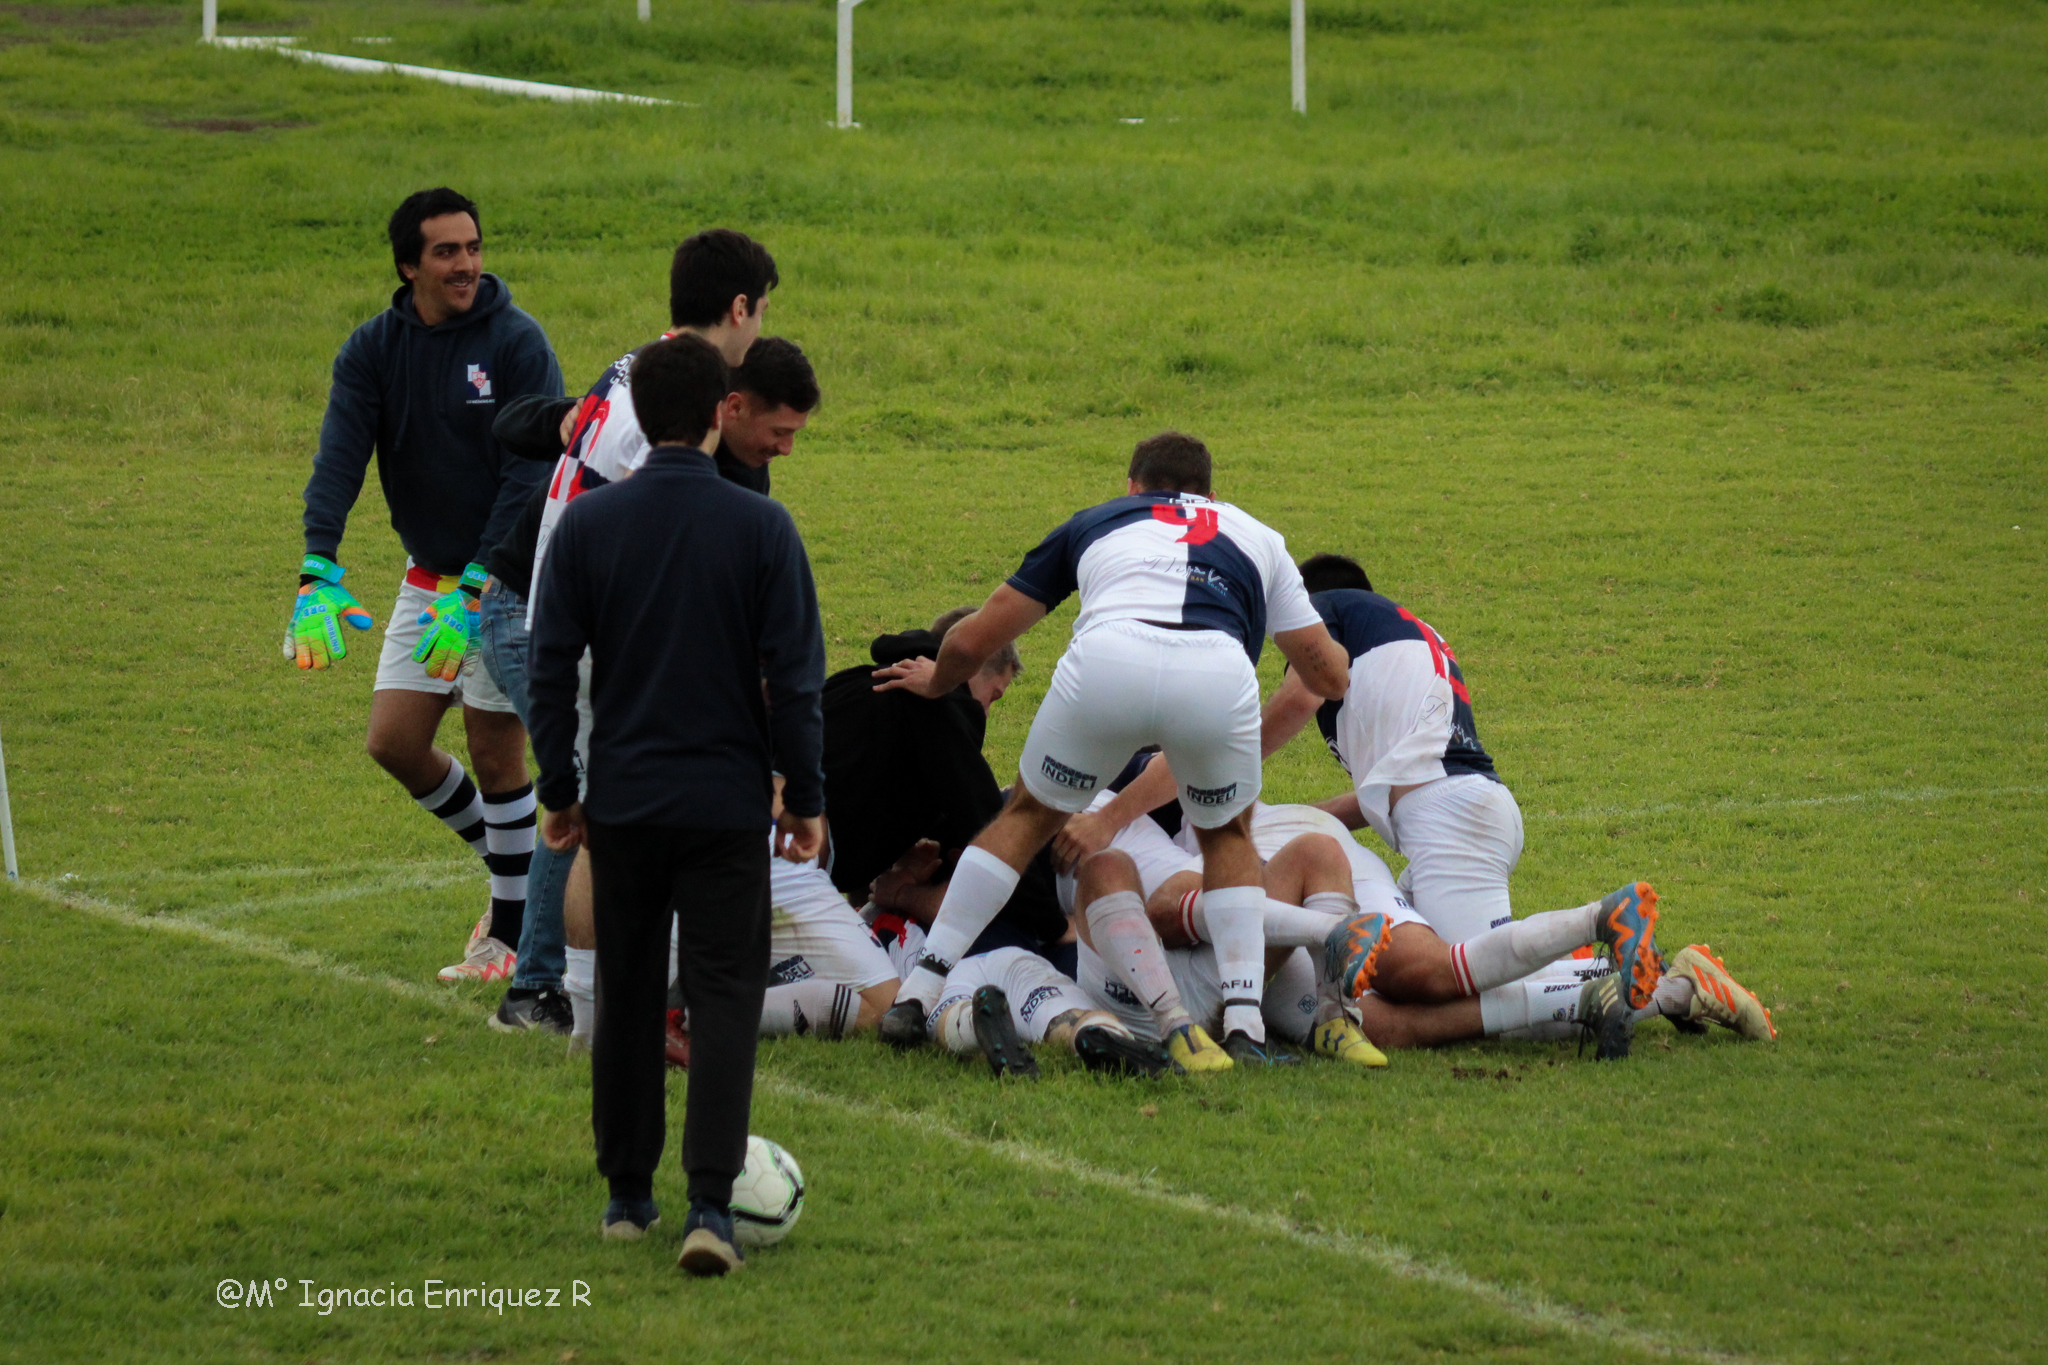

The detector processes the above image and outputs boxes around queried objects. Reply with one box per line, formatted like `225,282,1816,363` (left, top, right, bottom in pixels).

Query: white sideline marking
205,36,680,106
1525,783,2048,824
59,856,471,886
15,881,467,1013
761,1075,1757,1365
11,874,1757,1365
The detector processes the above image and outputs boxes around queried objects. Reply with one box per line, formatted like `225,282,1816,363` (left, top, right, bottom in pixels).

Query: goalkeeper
291,187,564,984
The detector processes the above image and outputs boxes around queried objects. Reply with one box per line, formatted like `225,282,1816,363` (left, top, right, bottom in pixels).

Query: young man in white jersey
1072,556,1775,1060
871,432,1355,1070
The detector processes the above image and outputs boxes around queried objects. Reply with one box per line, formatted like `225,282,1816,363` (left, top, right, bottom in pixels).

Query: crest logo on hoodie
466,364,493,400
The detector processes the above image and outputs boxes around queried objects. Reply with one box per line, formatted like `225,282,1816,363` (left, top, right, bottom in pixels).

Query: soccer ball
729,1135,805,1248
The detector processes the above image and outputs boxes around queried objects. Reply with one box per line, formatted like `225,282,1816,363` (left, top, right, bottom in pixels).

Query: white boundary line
205,37,680,106
1523,783,2048,824
10,874,1760,1365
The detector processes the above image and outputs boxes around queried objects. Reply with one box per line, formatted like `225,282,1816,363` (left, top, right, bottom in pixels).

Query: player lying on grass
871,432,1352,1072
1065,798,1390,1069
289,186,564,985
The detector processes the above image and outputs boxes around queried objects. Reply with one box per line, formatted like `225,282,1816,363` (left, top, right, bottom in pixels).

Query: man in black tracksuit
527,334,825,1277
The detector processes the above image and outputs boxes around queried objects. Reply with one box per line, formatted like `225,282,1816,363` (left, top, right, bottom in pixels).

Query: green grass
1,0,2045,1359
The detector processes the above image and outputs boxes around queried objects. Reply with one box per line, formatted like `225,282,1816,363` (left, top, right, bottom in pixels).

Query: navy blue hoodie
302,273,563,577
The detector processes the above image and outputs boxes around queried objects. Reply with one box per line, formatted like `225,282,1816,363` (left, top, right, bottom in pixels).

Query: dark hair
1128,431,1212,497
631,334,731,447
930,605,1022,678
388,188,479,283
670,229,779,328
1299,553,1373,594
733,336,820,413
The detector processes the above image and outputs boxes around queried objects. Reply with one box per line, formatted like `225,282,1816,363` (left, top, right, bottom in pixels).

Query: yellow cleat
1165,1023,1233,1074
1311,1015,1388,1068
1667,945,1777,1042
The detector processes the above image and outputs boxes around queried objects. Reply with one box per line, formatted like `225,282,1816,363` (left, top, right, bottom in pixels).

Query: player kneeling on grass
871,432,1352,1073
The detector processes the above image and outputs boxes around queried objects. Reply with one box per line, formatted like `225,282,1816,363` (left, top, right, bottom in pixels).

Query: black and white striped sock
417,759,488,858
481,782,536,949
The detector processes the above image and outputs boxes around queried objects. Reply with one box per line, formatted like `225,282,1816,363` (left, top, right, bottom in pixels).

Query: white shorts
1019,621,1261,828
932,947,1090,1044
1249,802,1427,931
1078,941,1316,1044
766,843,898,993
1387,775,1524,944
374,564,516,713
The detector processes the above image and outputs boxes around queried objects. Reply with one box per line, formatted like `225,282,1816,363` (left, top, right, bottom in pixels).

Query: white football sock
901,847,1019,1010
1180,893,1349,949
1451,901,1600,996
1630,974,1696,1024
1203,884,1268,1042
761,980,858,1039
1479,971,1590,1035
933,999,977,1055
1084,890,1189,1034
564,946,597,1046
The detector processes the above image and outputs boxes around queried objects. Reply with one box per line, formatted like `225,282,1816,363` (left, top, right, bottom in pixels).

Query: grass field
2,0,2046,1359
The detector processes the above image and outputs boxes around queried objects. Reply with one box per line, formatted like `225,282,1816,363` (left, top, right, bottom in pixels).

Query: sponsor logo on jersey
1186,564,1227,589
1018,985,1062,1023
1152,504,1220,545
466,364,493,400
769,955,814,986
1185,780,1239,807
1041,755,1098,791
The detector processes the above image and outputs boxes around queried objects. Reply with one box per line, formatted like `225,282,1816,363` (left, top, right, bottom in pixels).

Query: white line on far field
1523,783,2048,824
13,877,1759,1365
206,36,683,106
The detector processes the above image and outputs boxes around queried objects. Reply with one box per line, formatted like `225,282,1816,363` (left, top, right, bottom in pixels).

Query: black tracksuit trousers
586,822,770,1209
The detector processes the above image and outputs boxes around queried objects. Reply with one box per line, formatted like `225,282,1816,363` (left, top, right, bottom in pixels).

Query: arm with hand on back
871,583,1048,699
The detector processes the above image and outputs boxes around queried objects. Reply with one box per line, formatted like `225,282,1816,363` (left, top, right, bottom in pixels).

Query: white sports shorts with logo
1386,773,1525,945
766,842,899,992
1077,941,1318,1045
373,562,516,713
1019,620,1261,829
931,947,1091,1044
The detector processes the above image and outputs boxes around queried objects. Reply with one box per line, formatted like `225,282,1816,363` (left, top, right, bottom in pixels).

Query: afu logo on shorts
466,363,493,398
1184,781,1238,807
1041,755,1098,791
1152,504,1220,545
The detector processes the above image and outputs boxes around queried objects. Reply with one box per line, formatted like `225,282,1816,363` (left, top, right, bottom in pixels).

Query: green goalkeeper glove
289,555,374,670
412,562,489,682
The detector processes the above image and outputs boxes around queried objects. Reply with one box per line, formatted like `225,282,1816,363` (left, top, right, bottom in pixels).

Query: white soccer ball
730,1135,805,1247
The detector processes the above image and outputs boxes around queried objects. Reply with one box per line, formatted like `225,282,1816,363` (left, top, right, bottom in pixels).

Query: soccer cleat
665,1009,692,1070
1222,1029,1301,1067
1577,972,1635,1061
1667,945,1777,1042
1164,1022,1233,1074
878,997,929,1050
490,988,574,1035
1593,881,1663,1010
1073,1025,1172,1078
677,1203,745,1277
969,985,1040,1079
1311,1014,1388,1068
1323,910,1393,1001
439,933,516,984
600,1197,661,1241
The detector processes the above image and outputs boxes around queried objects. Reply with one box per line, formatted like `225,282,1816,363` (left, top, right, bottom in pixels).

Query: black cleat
1074,1025,1172,1078
1222,1030,1301,1066
878,997,929,1050
490,987,574,1035
971,985,1039,1079
1577,972,1635,1061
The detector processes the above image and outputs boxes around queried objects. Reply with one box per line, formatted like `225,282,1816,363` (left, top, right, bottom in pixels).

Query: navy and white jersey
1005,493,1320,663
1310,588,1499,848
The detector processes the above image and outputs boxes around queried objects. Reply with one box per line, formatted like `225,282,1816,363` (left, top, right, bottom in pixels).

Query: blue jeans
478,579,569,992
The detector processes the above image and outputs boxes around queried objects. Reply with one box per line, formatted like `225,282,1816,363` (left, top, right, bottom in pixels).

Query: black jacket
302,274,563,576
528,446,825,828
821,630,1066,945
